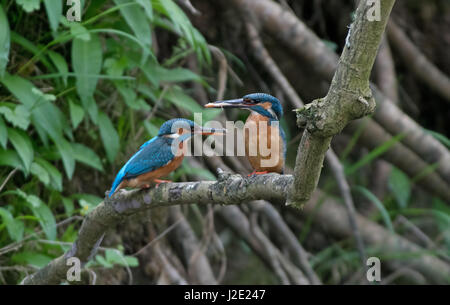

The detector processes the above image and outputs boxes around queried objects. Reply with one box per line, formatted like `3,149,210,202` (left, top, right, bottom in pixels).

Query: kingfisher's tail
109,167,126,197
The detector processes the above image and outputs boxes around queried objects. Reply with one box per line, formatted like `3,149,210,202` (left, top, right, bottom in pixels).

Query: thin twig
0,168,18,193
326,150,367,266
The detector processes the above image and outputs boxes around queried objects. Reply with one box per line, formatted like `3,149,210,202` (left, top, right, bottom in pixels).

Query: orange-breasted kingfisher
108,118,225,197
205,93,286,175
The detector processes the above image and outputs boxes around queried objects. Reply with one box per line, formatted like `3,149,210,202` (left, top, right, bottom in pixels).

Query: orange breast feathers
117,142,186,191
244,113,284,173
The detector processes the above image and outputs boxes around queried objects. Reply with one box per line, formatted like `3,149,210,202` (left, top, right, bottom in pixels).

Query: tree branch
387,20,450,104
287,0,396,207
233,0,450,200
22,170,450,284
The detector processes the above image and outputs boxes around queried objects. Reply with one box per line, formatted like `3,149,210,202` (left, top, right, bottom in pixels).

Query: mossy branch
287,0,397,208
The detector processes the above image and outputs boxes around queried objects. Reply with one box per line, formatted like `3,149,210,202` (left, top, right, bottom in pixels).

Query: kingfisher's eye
244,98,255,104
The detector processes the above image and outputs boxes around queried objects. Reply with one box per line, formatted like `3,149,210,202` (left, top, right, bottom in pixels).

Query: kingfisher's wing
109,137,174,196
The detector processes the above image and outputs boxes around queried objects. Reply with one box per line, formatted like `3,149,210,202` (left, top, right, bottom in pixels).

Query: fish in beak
204,98,253,109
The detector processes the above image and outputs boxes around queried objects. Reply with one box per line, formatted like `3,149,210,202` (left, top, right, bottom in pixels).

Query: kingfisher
205,93,286,175
108,118,225,197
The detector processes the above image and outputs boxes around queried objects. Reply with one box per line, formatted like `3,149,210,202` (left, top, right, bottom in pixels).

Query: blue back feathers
109,118,197,197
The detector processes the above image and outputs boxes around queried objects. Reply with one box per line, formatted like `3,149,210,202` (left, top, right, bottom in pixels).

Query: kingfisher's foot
154,179,172,187
141,184,151,189
248,171,269,176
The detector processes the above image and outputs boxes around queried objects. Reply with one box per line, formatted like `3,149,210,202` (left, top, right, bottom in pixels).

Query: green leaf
15,190,56,240
70,23,90,41
71,143,104,171
30,161,50,186
354,186,394,233
80,95,98,124
137,0,153,20
43,0,62,32
143,120,159,138
1,74,65,143
164,87,203,114
1,73,39,108
345,133,406,175
48,50,68,86
388,166,411,209
72,32,102,100
16,0,40,13
12,251,52,268
153,0,210,64
104,57,127,77
115,82,144,110
105,249,138,267
7,128,33,173
62,198,74,217
0,207,24,242
98,112,120,163
95,254,113,268
78,198,97,215
113,0,152,47
68,99,85,129
0,149,23,170
35,157,62,191
73,193,103,207
56,138,75,179
0,116,7,149
10,32,52,69
141,60,202,86
0,5,10,78
23,194,57,240
0,105,31,130
124,255,139,267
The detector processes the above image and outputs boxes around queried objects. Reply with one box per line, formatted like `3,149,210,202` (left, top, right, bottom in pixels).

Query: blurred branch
387,20,450,104
0,168,18,193
251,201,321,284
177,0,201,15
374,35,398,103
233,0,450,199
168,206,216,284
217,205,308,284
371,35,397,201
325,151,367,266
287,0,395,207
245,21,303,108
209,45,228,101
21,171,450,284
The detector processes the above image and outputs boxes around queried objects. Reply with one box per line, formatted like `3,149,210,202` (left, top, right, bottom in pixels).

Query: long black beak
205,98,250,109
194,127,227,135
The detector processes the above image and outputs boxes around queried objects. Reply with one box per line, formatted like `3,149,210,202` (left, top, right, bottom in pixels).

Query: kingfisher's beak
194,127,227,135
205,98,251,109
